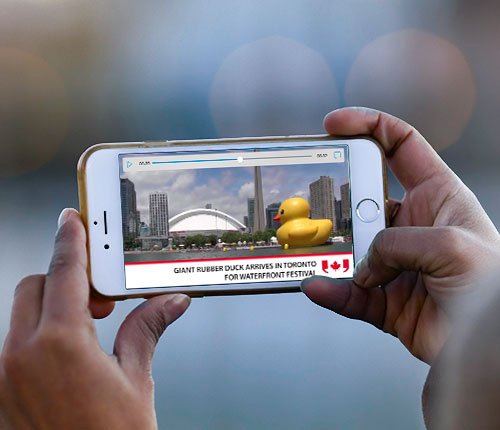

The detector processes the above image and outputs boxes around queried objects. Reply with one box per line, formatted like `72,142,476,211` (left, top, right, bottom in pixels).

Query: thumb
300,226,471,330
353,226,471,288
114,294,190,381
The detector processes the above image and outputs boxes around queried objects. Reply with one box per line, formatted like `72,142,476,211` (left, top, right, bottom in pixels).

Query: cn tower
253,165,266,232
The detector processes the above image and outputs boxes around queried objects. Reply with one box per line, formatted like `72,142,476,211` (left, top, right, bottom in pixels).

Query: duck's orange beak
273,214,280,221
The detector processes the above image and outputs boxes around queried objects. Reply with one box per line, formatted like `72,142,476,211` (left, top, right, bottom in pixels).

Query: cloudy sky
123,162,348,226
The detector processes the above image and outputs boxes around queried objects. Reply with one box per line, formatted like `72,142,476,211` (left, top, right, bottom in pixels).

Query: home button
356,199,380,223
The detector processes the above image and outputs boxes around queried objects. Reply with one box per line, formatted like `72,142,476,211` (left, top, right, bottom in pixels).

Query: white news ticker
125,253,354,289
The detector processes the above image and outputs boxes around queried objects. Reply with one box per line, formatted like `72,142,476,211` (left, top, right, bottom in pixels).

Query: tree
221,231,240,244
241,233,252,243
264,228,276,242
186,234,207,247
123,237,141,250
252,230,266,243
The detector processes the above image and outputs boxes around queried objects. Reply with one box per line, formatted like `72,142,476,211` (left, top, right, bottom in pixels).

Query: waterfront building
169,208,245,239
340,183,352,230
266,202,281,230
149,192,169,237
335,199,342,232
309,176,336,232
120,178,138,239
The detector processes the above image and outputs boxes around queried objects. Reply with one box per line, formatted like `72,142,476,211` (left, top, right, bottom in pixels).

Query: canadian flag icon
322,259,350,274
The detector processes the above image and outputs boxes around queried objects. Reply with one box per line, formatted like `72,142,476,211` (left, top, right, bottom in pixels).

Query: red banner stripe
125,251,353,266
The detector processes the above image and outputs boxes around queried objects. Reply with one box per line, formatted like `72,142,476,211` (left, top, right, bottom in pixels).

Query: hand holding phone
301,108,500,365
0,209,190,430
78,135,387,299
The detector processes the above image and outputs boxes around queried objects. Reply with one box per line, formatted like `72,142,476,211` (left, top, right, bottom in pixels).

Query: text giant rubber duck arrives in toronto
273,197,333,248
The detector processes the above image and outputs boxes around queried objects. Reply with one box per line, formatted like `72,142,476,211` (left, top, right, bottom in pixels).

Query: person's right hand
301,107,500,364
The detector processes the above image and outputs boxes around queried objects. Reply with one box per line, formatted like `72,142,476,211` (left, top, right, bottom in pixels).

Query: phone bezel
78,135,387,300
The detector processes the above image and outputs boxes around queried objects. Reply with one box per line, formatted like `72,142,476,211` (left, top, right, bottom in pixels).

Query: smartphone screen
118,145,353,290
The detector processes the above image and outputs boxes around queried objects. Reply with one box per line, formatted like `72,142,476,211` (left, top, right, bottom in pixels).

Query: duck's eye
280,209,284,215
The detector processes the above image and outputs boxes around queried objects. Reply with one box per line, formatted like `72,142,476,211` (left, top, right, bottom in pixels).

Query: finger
41,208,90,325
324,107,455,190
114,294,190,382
89,295,115,319
387,198,402,226
6,275,45,347
354,226,472,290
301,276,386,329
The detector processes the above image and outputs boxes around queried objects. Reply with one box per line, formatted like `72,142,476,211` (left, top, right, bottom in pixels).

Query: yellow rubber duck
273,197,333,248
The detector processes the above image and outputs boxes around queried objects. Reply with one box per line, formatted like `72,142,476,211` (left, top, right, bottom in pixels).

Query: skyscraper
247,198,255,233
120,178,138,239
266,202,281,230
340,183,351,229
335,199,342,231
309,176,336,232
149,192,169,237
135,210,140,235
253,166,266,232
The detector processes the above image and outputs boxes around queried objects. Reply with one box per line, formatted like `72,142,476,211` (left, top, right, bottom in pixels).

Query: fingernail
300,277,314,292
57,208,72,229
300,275,334,292
169,294,191,308
347,106,377,115
353,256,370,286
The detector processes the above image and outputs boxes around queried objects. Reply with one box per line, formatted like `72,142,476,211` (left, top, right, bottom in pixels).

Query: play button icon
126,161,133,168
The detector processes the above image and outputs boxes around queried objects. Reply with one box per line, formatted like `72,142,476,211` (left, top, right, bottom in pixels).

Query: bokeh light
0,47,69,177
3,2,500,429
345,29,476,152
210,36,339,137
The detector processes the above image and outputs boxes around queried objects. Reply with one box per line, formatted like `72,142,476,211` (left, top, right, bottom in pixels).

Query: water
125,243,353,263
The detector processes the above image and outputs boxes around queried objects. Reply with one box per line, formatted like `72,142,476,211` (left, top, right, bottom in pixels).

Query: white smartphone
78,135,387,300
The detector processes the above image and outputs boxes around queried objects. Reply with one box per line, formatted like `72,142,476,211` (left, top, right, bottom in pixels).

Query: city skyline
121,162,349,231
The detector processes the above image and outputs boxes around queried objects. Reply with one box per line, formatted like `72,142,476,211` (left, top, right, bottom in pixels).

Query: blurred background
1,0,499,428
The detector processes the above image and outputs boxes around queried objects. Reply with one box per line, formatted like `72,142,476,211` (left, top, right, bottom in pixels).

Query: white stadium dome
169,208,246,236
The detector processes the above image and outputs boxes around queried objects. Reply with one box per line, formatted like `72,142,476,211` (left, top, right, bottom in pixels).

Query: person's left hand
0,208,190,429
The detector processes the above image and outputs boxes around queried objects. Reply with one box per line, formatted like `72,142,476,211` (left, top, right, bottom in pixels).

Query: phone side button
356,198,380,223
